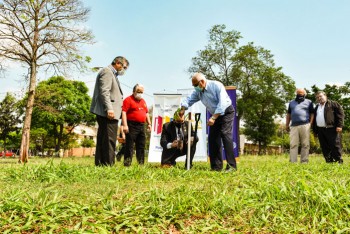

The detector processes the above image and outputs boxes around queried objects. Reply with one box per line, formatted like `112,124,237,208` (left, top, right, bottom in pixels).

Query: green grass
0,155,349,233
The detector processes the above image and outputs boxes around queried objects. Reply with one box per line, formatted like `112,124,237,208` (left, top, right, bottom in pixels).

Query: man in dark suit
90,56,129,166
313,91,344,164
160,109,198,168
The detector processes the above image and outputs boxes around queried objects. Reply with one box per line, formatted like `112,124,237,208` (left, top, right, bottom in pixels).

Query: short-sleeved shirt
122,95,148,123
287,99,314,126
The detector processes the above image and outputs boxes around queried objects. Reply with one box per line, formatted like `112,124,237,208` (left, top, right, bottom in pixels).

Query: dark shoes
210,166,237,172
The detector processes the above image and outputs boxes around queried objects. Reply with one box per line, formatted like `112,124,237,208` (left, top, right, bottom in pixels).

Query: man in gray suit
90,56,129,166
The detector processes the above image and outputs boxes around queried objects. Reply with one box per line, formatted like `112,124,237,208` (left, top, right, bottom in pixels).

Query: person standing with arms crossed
179,72,237,172
286,88,314,163
90,56,129,166
122,84,152,166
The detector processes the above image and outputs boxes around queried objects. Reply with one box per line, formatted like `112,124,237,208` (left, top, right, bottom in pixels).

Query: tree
30,128,49,156
0,0,94,162
31,76,95,154
0,93,21,152
233,44,295,153
188,24,242,84
188,25,295,153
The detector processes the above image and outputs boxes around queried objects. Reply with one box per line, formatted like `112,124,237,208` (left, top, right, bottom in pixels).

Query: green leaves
31,75,94,152
0,92,21,151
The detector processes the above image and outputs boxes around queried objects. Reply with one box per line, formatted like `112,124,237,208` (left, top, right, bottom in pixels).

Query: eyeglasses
136,91,143,94
193,80,202,87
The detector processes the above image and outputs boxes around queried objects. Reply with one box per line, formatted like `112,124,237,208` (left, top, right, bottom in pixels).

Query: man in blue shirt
286,88,314,163
180,73,237,172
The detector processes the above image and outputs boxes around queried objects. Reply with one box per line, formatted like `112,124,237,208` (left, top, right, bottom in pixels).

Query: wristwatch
211,116,217,120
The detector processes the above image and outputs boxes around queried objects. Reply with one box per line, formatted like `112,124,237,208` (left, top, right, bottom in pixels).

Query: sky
1,0,350,106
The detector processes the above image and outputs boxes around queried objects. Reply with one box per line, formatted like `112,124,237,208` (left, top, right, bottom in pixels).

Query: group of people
90,56,343,170
90,56,152,167
286,88,344,164
90,56,238,171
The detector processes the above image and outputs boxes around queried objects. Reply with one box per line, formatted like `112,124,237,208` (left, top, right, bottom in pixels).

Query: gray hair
315,90,326,97
133,84,144,92
192,72,206,81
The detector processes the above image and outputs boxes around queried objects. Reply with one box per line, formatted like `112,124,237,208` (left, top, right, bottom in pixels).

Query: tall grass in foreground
0,155,349,233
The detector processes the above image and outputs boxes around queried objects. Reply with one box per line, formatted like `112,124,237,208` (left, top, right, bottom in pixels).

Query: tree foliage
31,76,95,153
80,138,95,148
0,0,94,162
0,93,21,151
188,24,295,153
188,24,242,85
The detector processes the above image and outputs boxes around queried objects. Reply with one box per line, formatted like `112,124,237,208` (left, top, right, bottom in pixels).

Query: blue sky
1,0,350,105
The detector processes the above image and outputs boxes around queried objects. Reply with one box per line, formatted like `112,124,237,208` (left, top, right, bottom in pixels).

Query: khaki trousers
289,123,310,163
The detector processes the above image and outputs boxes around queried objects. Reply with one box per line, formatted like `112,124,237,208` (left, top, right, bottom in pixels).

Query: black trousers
317,127,342,163
95,115,118,166
161,142,197,168
124,121,146,166
116,144,125,161
208,105,237,170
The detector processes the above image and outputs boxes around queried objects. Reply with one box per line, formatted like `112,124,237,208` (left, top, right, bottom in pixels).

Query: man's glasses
193,80,202,87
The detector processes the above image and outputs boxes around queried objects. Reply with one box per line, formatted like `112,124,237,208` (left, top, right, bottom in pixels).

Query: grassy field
0,155,349,233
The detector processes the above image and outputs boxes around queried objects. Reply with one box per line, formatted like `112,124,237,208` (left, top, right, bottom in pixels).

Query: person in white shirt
313,91,344,163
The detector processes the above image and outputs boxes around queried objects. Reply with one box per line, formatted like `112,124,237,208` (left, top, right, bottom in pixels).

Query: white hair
133,84,144,92
192,72,206,81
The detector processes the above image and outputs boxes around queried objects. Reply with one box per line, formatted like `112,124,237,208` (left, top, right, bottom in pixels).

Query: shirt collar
108,65,118,76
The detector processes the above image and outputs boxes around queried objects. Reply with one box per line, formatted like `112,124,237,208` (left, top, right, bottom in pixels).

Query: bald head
191,72,207,87
296,88,306,96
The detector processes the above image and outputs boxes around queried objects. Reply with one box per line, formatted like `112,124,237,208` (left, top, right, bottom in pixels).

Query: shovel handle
195,113,201,121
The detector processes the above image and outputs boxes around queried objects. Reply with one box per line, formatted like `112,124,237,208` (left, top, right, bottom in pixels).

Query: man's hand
207,118,215,126
123,125,129,134
336,127,342,133
179,108,185,117
186,137,194,145
107,110,115,120
171,140,178,148
147,124,152,132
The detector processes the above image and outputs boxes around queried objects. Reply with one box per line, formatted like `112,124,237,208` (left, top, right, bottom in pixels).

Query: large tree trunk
19,65,37,163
